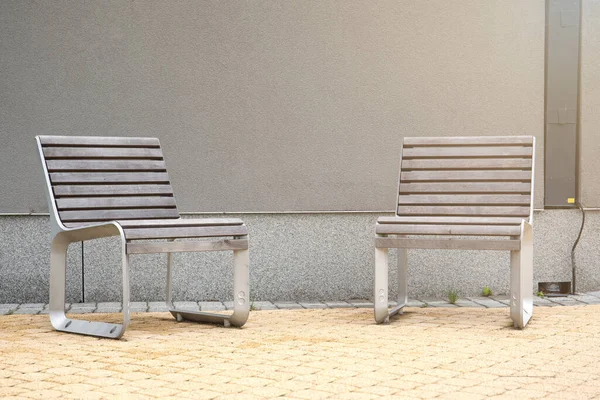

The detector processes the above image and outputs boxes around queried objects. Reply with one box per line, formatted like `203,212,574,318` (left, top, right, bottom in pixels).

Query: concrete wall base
0,210,597,303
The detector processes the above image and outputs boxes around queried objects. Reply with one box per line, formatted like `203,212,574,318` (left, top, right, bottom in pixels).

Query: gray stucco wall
0,0,545,213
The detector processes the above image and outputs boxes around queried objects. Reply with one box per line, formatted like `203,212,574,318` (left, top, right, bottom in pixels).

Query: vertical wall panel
579,0,600,208
545,0,580,207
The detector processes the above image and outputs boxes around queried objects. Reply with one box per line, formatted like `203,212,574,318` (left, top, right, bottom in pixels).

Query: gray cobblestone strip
467,297,508,308
172,301,198,311
533,296,561,306
68,302,97,314
6,292,600,314
199,302,226,311
273,302,304,309
323,301,354,309
299,302,329,309
148,302,170,312
347,300,373,308
250,301,277,310
455,298,486,308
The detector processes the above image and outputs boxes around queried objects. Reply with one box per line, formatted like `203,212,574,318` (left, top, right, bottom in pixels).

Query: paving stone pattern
2,305,600,399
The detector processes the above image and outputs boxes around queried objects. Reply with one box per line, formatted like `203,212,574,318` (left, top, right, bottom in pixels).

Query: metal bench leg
374,244,390,323
392,247,408,316
49,232,129,339
169,243,250,328
165,241,175,311
510,221,534,329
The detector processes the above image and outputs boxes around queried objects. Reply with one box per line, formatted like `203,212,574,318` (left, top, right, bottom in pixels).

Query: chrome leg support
390,247,408,317
510,221,534,329
374,240,390,324
49,224,129,339
169,238,250,328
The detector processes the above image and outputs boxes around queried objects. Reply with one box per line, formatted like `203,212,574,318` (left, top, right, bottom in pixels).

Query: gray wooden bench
374,136,535,328
36,135,249,338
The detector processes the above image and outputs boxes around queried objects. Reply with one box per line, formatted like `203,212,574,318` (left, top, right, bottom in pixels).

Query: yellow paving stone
330,376,377,389
271,379,312,391
436,391,486,400
43,366,82,376
319,368,359,378
356,385,400,396
313,382,354,394
205,382,247,394
136,386,181,397
287,389,333,399
53,383,98,394
292,374,337,385
217,368,257,379
177,389,221,399
85,377,128,387
242,385,290,398
105,363,145,373
142,366,182,375
13,380,58,391
35,359,73,368
128,378,169,389
44,374,87,385
462,384,507,396
20,389,65,399
373,379,420,390
11,372,54,383
229,377,276,388
153,372,196,383
0,386,28,397
0,369,20,379
117,371,157,381
186,373,231,385
395,389,442,399
7,365,46,374
92,384,140,395
216,393,266,400
502,388,549,398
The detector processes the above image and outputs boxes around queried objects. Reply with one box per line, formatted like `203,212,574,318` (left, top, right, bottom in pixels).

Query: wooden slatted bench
36,135,250,338
374,136,535,328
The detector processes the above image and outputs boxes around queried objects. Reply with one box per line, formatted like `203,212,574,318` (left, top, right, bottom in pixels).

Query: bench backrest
397,136,535,224
36,136,180,227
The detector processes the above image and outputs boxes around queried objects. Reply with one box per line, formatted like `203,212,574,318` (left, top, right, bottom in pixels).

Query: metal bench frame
374,136,535,328
36,136,249,339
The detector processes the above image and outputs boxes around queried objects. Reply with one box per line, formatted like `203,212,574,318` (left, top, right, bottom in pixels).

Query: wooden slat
376,224,520,236
399,182,531,194
403,136,534,146
124,225,248,240
377,216,524,225
46,160,167,171
43,147,164,159
402,147,533,158
59,209,179,222
396,206,530,216
402,158,532,170
397,195,531,205
401,171,531,182
53,184,174,197
38,136,159,147
127,239,248,254
375,237,521,251
56,197,176,210
50,172,170,184
117,218,244,228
